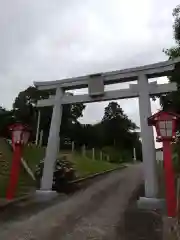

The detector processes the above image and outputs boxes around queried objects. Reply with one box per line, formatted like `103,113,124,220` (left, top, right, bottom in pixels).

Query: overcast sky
0,0,179,139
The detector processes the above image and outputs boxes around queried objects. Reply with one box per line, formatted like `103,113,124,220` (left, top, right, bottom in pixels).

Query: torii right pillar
138,74,158,198
136,74,177,200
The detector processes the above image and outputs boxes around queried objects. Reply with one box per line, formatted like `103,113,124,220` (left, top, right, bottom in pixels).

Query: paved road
0,164,142,240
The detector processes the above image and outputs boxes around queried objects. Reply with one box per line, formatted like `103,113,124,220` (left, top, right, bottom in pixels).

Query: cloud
0,0,179,136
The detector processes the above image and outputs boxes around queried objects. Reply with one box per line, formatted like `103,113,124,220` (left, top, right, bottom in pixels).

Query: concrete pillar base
34,190,59,202
163,217,177,240
137,197,166,211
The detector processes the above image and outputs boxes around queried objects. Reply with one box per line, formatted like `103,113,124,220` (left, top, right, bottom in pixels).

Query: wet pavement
0,164,162,240
121,204,162,239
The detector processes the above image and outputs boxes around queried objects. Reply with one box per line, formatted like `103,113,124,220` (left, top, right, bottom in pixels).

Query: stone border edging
163,216,178,239
0,194,31,210
70,165,126,184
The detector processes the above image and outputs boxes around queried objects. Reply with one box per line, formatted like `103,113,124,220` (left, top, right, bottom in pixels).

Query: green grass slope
0,140,44,198
0,138,13,197
61,153,121,178
0,141,122,198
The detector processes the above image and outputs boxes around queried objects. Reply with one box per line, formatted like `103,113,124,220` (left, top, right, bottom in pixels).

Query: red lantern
9,123,31,150
148,111,180,217
148,111,178,142
6,123,31,200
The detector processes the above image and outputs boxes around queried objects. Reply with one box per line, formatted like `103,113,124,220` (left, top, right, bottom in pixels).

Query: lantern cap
8,123,31,132
148,110,180,126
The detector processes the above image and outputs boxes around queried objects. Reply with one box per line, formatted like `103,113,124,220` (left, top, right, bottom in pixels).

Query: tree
60,97,86,137
102,102,138,146
12,87,142,161
103,102,124,121
13,86,86,144
99,101,141,162
101,102,139,156
173,5,180,44
102,102,137,130
0,107,15,138
161,5,180,118
13,87,51,127
161,5,180,165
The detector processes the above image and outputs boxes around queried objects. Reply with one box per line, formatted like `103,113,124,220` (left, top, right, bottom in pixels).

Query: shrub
173,153,180,174
102,146,122,163
102,146,132,163
35,156,76,193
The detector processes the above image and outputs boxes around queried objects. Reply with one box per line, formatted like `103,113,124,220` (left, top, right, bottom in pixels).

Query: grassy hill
0,138,13,198
65,153,120,178
0,139,39,198
23,146,121,178
0,141,121,198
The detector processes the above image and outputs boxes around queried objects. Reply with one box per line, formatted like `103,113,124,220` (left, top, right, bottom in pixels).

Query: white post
35,110,41,145
138,74,158,198
82,145,86,156
133,147,137,162
41,88,63,190
39,130,43,147
100,151,102,161
72,141,75,152
92,148,95,160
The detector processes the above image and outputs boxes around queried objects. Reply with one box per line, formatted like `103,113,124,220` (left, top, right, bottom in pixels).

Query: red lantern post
6,124,30,200
148,111,179,217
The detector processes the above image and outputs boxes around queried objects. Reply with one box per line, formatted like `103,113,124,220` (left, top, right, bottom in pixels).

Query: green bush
172,142,180,175
35,156,76,193
86,149,93,159
173,153,180,174
120,150,132,162
102,146,127,163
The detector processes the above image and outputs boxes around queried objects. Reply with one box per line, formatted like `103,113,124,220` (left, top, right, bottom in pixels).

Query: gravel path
0,164,142,240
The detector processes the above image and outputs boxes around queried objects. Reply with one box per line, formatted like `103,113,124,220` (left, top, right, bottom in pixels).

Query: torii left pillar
40,87,63,190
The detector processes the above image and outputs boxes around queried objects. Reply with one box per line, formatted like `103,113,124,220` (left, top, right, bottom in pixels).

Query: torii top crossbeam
34,57,180,91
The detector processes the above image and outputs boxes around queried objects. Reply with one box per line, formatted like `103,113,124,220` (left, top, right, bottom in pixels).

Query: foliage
12,86,85,144
35,156,76,192
102,146,134,163
161,5,180,122
0,86,142,162
102,102,137,130
0,108,15,138
13,87,49,125
102,146,122,163
66,102,142,162
173,153,180,174
160,5,180,174
172,5,180,44
172,142,180,174
100,102,141,160
102,102,138,147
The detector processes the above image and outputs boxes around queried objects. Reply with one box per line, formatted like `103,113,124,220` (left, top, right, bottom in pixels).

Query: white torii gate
34,58,180,199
